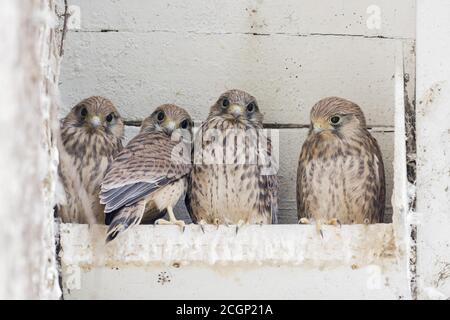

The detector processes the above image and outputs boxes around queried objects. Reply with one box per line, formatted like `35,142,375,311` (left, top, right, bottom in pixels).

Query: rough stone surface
0,0,62,299
416,0,450,300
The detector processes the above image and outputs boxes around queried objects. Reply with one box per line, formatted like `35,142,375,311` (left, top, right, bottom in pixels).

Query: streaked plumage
186,89,278,226
100,104,192,242
296,97,385,225
57,96,124,223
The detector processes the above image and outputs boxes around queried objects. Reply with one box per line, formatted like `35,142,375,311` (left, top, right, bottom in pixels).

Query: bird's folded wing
258,136,279,224
372,135,386,223
262,173,279,224
100,131,191,213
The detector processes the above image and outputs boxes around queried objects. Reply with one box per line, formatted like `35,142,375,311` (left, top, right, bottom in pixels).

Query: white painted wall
0,0,61,299
416,0,450,300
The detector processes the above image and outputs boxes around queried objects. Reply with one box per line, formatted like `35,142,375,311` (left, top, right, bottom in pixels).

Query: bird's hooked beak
228,104,244,119
312,119,331,133
163,119,177,135
90,115,102,128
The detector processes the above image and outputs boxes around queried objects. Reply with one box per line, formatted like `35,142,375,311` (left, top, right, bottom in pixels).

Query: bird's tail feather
105,200,145,243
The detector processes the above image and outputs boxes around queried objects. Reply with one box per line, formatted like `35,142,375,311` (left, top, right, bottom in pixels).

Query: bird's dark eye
80,107,88,117
180,119,189,129
330,116,341,125
106,113,114,122
246,102,256,113
157,111,165,122
222,98,230,108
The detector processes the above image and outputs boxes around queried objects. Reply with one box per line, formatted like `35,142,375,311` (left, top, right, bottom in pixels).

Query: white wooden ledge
60,223,409,299
60,224,398,267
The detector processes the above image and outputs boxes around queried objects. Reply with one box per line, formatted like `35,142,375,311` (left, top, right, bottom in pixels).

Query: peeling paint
436,262,450,288
0,0,62,299
418,81,444,108
416,0,450,300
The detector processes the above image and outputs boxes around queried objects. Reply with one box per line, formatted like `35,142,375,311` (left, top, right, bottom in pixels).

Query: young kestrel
296,97,385,228
58,96,124,223
100,104,192,242
186,89,278,228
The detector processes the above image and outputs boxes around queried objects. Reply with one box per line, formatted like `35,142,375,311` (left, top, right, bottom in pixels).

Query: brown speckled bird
100,104,192,242
186,89,278,229
58,96,124,224
296,97,385,230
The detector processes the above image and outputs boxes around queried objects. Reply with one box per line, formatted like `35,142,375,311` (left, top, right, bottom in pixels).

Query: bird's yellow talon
298,218,310,224
155,206,185,232
327,218,341,227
